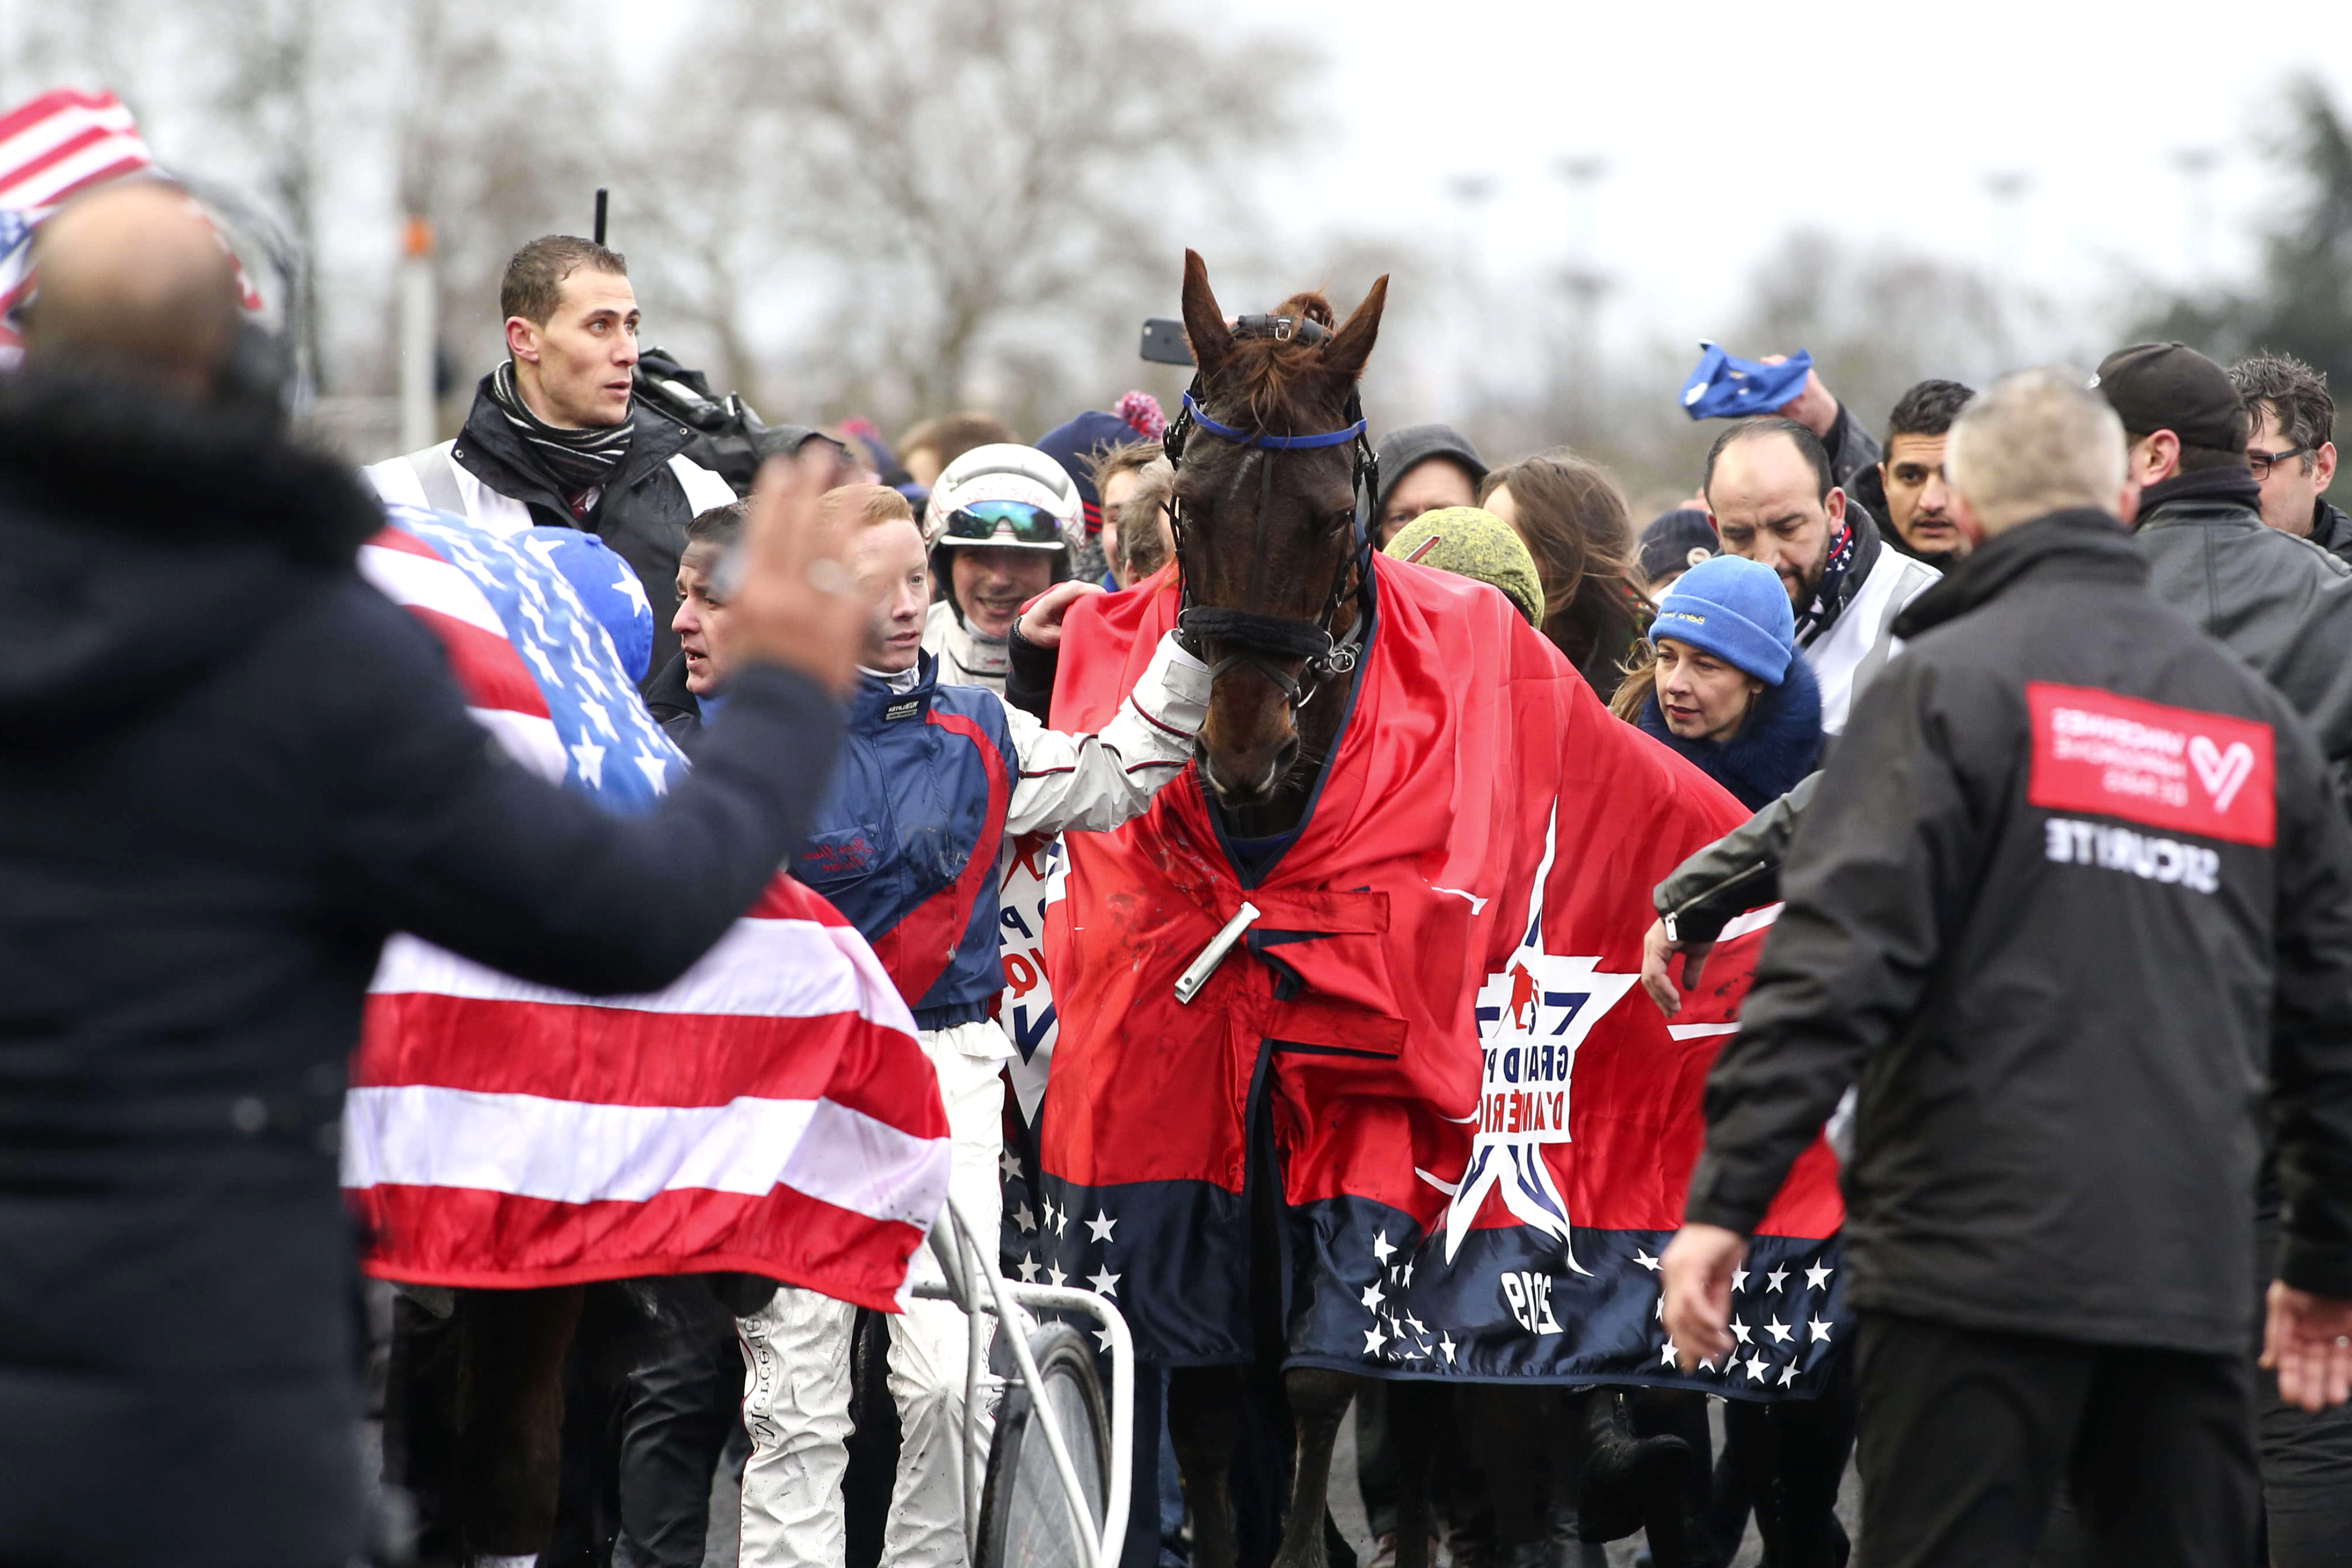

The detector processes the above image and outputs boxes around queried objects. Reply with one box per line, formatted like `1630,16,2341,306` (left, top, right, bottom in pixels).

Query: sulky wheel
974,1321,1111,1568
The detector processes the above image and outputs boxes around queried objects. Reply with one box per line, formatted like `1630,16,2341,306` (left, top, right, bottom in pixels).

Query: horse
1151,251,1448,1568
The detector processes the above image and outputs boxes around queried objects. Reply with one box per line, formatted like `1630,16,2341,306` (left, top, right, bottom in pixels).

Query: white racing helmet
925,443,1081,622
925,443,1082,555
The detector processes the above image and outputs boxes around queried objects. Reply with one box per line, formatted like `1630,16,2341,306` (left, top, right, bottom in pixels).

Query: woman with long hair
1480,450,1654,695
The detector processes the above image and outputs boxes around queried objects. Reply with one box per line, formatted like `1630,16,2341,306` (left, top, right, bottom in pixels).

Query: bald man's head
25,182,243,398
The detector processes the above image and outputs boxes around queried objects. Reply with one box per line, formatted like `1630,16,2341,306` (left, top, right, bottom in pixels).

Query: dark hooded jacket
1687,510,2352,1350
2307,495,2352,569
0,374,840,1566
1635,654,1823,810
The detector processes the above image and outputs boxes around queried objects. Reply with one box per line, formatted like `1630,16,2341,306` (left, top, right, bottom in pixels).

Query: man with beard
1849,379,1976,565
366,234,737,682
1705,417,1941,734
2229,352,2351,567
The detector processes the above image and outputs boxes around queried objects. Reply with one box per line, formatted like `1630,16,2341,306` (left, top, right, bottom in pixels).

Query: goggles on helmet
941,499,1065,547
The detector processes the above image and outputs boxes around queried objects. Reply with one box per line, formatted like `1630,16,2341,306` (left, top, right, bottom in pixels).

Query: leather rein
1161,314,1379,711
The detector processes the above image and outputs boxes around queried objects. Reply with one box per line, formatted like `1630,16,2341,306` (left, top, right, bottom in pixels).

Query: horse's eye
1327,509,1356,536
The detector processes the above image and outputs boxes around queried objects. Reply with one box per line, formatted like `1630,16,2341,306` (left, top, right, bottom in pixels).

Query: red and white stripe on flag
345,526,952,1311
0,88,152,215
0,87,263,341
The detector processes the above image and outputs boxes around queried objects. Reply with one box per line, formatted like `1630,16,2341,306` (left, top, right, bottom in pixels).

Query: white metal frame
909,1197,1134,1568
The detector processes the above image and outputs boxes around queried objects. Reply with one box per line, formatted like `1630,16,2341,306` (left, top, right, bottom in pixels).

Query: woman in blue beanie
1609,553,1822,809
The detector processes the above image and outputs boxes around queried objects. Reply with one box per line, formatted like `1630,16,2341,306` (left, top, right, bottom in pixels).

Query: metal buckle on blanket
1174,901,1261,1004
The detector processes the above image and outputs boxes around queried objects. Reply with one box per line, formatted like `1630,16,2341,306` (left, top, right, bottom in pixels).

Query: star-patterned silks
1017,1256,1039,1282
1087,1268,1121,1298
1766,1266,1789,1292
1085,1211,1117,1244
1012,1202,1037,1235
1809,1317,1835,1342
1000,1151,1023,1180
607,562,650,618
1805,1261,1835,1290
1635,1250,1662,1272
1765,1318,1793,1344
383,509,682,811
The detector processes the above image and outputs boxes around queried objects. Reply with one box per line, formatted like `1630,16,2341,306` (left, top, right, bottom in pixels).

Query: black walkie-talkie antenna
593,188,608,247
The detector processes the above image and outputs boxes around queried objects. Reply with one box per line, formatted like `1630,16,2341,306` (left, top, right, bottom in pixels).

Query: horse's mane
1217,289,1357,435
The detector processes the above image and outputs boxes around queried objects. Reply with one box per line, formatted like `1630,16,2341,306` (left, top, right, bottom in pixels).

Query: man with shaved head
0,182,867,1567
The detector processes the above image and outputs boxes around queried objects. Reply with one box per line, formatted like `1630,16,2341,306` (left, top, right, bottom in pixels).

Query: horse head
1170,250,1388,811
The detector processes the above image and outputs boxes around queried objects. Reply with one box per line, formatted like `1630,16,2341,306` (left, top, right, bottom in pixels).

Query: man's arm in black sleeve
1684,658,1978,1232
2267,710,2352,1298
1004,618,1059,723
1655,772,1819,943
317,585,843,996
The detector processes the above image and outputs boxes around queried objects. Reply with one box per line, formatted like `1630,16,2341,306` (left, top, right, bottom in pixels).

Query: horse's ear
1180,250,1233,377
1325,274,1388,383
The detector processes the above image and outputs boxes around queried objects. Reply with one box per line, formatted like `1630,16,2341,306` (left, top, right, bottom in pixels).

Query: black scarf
488,360,633,509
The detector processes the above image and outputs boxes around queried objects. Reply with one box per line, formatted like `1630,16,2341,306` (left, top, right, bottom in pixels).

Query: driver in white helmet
922,443,1081,691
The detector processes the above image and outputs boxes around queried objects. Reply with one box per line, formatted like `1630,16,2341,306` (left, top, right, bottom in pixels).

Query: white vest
1802,544,1941,733
363,440,735,532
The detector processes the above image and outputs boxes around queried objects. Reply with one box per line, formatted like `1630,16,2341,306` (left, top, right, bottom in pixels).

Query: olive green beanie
1382,505,1545,628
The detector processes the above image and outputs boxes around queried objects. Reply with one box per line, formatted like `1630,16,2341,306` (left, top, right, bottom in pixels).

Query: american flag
0,87,261,349
343,506,953,1311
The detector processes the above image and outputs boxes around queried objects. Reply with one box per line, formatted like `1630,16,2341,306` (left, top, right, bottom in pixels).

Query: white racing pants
738,1017,1010,1567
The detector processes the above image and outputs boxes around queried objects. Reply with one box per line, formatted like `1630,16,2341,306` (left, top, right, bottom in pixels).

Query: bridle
1161,313,1379,711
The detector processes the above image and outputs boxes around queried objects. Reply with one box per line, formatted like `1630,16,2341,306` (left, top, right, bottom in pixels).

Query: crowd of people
3,176,2352,1568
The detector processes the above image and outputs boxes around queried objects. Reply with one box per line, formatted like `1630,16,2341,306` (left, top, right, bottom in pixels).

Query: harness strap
1180,391,1366,451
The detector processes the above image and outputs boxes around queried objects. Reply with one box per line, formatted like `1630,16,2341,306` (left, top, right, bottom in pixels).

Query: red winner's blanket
1032,558,1845,1394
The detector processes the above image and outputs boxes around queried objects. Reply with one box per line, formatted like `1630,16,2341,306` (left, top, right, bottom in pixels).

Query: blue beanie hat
1650,554,1797,686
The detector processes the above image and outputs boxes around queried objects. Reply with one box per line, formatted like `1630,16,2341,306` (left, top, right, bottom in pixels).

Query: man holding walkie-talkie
366,232,737,686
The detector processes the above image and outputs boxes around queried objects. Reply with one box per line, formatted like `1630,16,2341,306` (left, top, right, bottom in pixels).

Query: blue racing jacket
792,642,1208,1033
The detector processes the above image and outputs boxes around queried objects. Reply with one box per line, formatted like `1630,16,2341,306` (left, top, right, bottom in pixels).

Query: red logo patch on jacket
2026,682,2275,847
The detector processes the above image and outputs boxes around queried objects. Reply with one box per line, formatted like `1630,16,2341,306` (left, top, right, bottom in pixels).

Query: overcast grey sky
1227,0,2352,360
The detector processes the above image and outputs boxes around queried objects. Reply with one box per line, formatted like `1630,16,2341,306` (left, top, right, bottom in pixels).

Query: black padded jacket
1686,510,2352,1352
